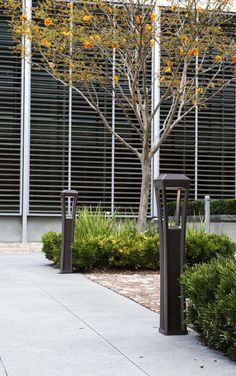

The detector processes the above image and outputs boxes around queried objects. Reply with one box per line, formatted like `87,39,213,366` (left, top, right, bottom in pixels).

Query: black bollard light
154,174,190,335
60,190,78,273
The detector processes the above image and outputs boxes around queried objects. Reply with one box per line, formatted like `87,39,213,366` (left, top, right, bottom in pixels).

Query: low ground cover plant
181,257,236,361
41,207,236,271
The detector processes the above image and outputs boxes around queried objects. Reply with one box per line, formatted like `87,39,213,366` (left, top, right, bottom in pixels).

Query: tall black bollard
60,190,78,273
154,174,190,335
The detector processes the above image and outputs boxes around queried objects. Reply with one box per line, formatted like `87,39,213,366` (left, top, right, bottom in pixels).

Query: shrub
72,236,101,271
181,258,236,361
102,233,159,270
167,200,205,216
186,228,236,266
41,207,236,271
71,233,159,271
41,231,61,265
167,198,236,216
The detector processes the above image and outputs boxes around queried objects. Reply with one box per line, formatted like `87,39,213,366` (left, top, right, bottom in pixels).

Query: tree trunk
137,157,151,232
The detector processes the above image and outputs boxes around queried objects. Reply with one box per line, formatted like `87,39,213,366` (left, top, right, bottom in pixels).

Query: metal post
111,46,116,214
60,190,78,273
195,13,199,201
151,7,161,217
21,0,32,243
154,174,190,336
204,195,210,233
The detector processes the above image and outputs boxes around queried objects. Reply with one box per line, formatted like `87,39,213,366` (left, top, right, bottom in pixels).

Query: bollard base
159,328,188,336
59,270,73,274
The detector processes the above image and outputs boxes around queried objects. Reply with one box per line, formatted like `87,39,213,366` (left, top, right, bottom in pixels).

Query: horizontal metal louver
114,108,143,214
197,84,235,198
160,110,196,199
0,10,21,213
160,14,236,200
71,89,112,211
29,1,151,215
30,70,69,213
114,61,152,215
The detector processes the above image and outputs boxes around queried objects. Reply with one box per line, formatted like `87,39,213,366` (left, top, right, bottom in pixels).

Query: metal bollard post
60,190,78,273
154,174,190,335
204,195,210,233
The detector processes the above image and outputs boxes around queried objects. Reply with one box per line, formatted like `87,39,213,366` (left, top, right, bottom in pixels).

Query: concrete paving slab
0,253,235,376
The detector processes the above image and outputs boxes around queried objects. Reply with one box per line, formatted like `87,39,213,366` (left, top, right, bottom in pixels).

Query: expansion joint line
0,356,9,376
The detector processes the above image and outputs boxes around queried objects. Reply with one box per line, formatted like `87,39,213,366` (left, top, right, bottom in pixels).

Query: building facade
0,5,235,241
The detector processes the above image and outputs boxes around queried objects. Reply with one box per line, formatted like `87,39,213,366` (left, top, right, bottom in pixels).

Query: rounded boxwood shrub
181,257,236,361
185,229,236,266
72,236,106,271
41,231,61,266
102,233,159,270
71,233,159,271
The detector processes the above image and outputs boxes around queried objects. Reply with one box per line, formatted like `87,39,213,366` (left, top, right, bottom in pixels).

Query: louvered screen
29,1,150,215
159,108,196,199
71,89,112,211
114,107,143,214
159,13,236,200
198,85,235,198
197,16,236,198
30,71,69,213
114,61,152,215
0,10,21,213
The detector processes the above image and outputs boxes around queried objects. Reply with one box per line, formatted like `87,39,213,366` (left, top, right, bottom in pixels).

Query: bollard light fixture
60,190,78,273
154,173,190,335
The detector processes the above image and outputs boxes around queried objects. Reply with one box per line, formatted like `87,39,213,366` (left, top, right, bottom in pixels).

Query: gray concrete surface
0,253,235,376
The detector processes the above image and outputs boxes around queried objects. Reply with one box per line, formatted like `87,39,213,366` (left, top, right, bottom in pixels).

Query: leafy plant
181,258,236,361
41,207,236,271
186,228,236,266
102,233,159,270
41,231,61,265
74,206,116,239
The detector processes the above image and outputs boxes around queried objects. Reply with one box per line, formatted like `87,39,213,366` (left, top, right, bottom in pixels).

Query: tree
1,0,235,231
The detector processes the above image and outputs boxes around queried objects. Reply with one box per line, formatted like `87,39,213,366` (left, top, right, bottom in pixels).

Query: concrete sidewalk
0,254,235,376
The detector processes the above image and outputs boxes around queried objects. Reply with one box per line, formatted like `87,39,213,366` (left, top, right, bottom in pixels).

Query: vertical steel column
21,0,32,242
195,56,199,201
194,15,199,201
235,82,236,198
68,6,73,192
111,48,116,214
204,195,210,232
151,7,161,217
111,9,116,214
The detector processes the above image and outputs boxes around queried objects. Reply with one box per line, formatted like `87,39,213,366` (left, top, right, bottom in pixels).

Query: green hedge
41,231,61,265
185,229,236,266
42,228,236,271
181,258,236,361
72,233,159,271
167,199,236,216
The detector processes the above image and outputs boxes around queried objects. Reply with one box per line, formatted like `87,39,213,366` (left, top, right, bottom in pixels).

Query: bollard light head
61,190,78,199
61,190,78,219
154,173,190,189
154,174,190,229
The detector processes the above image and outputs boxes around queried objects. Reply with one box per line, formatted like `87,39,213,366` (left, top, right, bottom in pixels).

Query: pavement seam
24,273,152,376
0,357,9,376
